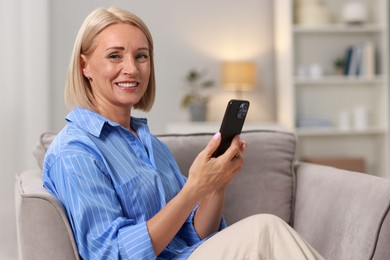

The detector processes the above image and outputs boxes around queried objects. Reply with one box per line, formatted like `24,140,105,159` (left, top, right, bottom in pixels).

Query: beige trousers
188,214,324,260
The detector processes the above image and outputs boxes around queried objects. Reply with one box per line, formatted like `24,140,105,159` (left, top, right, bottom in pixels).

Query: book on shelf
343,42,375,78
363,42,375,77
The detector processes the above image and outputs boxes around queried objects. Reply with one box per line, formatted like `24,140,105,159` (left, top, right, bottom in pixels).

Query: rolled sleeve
176,205,227,246
176,205,202,245
118,222,155,259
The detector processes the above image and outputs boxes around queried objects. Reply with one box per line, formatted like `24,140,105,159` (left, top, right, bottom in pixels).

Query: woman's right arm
43,153,157,259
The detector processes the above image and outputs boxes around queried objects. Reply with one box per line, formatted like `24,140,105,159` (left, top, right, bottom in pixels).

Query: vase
342,2,368,24
189,103,207,122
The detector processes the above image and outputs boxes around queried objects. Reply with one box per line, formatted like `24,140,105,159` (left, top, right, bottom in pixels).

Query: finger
220,135,241,161
228,150,244,177
240,140,248,152
201,132,222,158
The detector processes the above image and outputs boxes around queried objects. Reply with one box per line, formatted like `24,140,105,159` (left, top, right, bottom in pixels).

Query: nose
122,56,138,76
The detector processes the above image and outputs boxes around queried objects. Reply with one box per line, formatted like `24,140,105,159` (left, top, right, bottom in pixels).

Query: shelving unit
274,0,389,177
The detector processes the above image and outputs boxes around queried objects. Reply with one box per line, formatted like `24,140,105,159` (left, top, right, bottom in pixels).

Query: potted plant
334,57,345,75
181,69,215,121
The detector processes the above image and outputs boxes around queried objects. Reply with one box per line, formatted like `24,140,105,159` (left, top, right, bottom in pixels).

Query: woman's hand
186,132,247,202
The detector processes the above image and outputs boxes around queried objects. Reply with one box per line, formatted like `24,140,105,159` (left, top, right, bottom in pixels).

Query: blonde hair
64,7,156,111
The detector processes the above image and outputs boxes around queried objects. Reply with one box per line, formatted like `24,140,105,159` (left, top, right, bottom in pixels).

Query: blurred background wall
0,0,274,258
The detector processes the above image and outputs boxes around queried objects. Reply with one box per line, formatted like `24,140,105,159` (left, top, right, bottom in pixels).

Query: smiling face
81,23,150,119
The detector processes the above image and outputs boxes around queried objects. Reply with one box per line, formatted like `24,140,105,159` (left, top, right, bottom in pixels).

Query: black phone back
213,99,250,157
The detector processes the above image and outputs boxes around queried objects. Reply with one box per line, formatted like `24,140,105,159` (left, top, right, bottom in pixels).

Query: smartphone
212,99,250,157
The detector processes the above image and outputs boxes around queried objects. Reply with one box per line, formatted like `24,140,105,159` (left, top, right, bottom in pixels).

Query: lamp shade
221,62,256,91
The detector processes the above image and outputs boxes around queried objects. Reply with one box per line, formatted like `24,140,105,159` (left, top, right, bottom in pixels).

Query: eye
136,53,149,63
108,53,122,61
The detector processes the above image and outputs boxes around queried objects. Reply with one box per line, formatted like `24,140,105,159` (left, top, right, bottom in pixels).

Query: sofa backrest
22,130,296,259
159,130,297,225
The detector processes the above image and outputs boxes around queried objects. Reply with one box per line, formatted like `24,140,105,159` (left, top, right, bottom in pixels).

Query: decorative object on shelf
221,61,256,99
342,1,368,25
308,63,324,79
353,105,368,131
338,110,351,131
337,106,369,131
295,0,331,26
333,58,345,75
296,63,324,79
181,69,215,122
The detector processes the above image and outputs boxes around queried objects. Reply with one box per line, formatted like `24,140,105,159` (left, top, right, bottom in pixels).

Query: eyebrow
105,46,149,52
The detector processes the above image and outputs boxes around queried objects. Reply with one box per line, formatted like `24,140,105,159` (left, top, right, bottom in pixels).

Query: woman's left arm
193,139,247,239
193,190,225,239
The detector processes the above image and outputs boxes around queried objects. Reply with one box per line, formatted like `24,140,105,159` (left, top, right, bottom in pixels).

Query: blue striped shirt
42,107,225,259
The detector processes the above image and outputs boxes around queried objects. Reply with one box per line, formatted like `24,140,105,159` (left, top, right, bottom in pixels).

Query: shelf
294,24,383,34
164,121,284,134
294,76,384,86
296,126,387,137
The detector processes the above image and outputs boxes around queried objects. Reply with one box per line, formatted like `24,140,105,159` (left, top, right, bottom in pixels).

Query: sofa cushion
33,132,56,170
34,130,297,226
159,130,297,225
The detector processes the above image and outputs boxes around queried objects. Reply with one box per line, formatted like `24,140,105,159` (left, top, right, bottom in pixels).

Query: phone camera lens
237,103,248,118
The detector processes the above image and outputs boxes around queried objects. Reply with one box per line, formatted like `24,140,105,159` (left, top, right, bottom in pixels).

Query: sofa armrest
15,170,80,260
293,163,390,260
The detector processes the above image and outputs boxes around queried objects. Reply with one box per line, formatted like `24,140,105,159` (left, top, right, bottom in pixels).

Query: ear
80,54,91,79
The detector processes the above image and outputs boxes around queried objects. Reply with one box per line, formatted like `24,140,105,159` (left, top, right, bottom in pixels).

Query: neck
95,105,132,131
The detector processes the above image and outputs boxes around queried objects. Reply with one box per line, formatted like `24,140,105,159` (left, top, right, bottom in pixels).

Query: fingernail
213,132,221,140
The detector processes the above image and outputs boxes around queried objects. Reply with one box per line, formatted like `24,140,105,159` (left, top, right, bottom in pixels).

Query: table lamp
221,62,256,98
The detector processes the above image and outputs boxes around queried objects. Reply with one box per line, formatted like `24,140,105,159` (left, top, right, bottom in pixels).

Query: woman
43,7,323,260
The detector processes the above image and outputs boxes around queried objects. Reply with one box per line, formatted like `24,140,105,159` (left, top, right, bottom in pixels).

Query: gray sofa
15,130,390,260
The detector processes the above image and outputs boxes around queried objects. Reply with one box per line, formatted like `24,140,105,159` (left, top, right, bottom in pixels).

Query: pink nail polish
213,132,221,140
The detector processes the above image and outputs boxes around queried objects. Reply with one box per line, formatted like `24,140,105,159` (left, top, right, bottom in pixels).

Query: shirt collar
65,107,148,138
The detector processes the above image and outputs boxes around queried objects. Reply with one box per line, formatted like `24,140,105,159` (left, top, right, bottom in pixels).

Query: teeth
117,82,137,88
